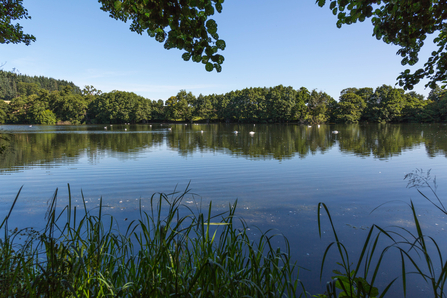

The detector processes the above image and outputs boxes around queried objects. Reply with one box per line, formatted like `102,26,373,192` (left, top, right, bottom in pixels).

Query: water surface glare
1,123,447,296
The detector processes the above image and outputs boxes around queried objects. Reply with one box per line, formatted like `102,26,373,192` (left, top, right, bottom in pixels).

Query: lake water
1,123,447,296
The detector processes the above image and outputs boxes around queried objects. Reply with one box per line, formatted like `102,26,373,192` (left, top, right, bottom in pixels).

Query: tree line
1,78,446,125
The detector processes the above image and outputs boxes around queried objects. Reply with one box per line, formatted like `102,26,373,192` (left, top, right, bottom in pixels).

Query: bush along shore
1,170,446,297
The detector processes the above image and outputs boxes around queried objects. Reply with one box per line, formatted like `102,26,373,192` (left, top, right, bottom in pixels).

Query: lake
1,123,447,296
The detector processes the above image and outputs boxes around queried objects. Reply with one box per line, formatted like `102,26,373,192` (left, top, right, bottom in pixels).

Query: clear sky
1,0,438,101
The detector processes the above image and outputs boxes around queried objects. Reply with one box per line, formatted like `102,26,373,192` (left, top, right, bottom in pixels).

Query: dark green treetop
317,0,447,90
0,0,35,45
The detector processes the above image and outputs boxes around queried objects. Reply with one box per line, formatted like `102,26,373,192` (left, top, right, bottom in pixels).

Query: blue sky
1,0,438,101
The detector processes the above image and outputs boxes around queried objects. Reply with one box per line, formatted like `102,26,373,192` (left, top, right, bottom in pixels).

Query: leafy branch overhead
317,0,447,90
98,0,226,72
0,0,35,45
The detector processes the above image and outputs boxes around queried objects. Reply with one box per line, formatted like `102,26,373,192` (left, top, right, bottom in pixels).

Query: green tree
0,99,8,123
335,92,366,123
34,109,56,124
401,92,430,122
82,85,102,96
151,99,165,121
294,87,310,122
194,94,214,121
7,95,30,123
17,82,39,96
165,90,196,121
0,0,35,45
306,90,334,124
428,85,447,102
424,86,447,122
88,90,151,124
48,88,88,124
266,85,297,123
317,0,447,89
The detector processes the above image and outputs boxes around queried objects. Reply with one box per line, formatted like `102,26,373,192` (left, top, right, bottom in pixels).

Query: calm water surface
1,123,447,296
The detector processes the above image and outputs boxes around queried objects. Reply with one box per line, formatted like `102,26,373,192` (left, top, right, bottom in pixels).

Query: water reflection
0,123,446,172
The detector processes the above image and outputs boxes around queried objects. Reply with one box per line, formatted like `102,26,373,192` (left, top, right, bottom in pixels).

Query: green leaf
316,0,326,8
205,62,213,71
216,39,226,50
192,54,202,63
206,19,217,31
215,3,223,13
329,1,336,10
114,1,122,10
205,5,215,16
182,53,191,61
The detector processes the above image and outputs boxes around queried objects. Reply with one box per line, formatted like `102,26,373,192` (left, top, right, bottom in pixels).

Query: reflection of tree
337,124,426,159
423,124,447,158
1,124,446,172
165,124,336,161
0,126,164,172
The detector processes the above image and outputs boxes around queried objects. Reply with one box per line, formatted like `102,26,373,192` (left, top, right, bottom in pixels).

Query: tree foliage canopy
98,0,226,72
2,0,445,88
0,0,35,45
317,0,447,89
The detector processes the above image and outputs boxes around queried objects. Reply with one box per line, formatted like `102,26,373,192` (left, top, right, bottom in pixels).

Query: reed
315,169,447,298
2,169,446,297
0,185,304,297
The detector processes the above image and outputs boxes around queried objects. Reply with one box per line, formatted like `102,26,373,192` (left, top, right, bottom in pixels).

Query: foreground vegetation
1,170,447,297
1,70,447,125
0,186,302,297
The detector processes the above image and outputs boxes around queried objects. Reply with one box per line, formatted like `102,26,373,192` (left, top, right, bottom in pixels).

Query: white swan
332,130,339,134
233,131,238,134
249,131,255,135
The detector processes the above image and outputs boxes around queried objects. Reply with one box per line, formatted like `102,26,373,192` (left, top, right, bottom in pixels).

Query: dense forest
0,71,446,125
0,70,81,101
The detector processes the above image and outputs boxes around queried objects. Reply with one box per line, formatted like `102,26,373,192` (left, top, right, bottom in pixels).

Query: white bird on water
104,127,107,129
168,128,172,130
233,131,238,134
332,130,339,134
29,125,32,127
308,125,312,128
249,131,255,135
125,128,127,131
318,124,320,128
201,130,203,133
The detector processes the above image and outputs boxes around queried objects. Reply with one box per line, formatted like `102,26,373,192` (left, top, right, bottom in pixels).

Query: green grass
0,186,304,297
